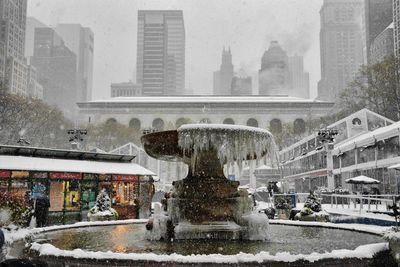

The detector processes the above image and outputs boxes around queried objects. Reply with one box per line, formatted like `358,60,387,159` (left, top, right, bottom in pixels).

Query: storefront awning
0,155,155,176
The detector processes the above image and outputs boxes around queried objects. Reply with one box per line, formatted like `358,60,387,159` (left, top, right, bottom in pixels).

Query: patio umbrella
345,175,380,195
345,175,381,185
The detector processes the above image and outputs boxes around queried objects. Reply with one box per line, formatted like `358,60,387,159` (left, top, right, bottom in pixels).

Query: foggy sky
27,0,323,100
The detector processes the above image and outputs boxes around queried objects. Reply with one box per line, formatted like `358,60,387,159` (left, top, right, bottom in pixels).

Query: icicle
177,124,274,174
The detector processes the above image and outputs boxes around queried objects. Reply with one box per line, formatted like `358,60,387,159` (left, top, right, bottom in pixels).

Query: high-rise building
370,23,394,64
231,76,252,95
364,0,393,63
258,41,290,96
26,64,43,99
318,0,364,101
25,17,46,64
55,24,94,102
0,0,28,95
31,28,77,117
288,55,310,99
213,47,234,95
393,0,400,57
136,10,185,96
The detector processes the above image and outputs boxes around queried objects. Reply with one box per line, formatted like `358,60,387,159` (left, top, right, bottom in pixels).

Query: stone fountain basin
140,125,271,164
26,220,391,266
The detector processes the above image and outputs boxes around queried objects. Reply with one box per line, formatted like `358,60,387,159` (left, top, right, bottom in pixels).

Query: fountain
5,124,393,266
141,124,275,240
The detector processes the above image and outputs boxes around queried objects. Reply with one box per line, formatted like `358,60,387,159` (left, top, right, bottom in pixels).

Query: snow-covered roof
333,121,400,155
256,164,273,170
0,155,155,176
82,96,324,104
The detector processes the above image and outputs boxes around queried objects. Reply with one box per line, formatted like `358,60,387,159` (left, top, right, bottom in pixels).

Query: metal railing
322,193,396,212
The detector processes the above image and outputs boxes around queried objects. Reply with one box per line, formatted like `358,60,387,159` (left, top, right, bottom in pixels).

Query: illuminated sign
11,171,29,178
0,171,10,178
112,175,138,181
49,172,81,180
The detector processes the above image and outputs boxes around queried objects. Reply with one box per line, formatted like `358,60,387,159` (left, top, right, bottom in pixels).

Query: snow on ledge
177,123,272,134
29,242,388,264
269,220,391,235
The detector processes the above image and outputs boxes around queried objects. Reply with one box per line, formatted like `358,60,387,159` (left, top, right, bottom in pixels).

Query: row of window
105,117,308,134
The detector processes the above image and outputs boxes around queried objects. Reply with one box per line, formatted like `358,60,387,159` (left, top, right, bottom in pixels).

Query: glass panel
65,180,80,211
49,181,64,212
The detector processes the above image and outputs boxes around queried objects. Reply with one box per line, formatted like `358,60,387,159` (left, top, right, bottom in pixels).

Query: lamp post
317,129,338,190
67,129,87,150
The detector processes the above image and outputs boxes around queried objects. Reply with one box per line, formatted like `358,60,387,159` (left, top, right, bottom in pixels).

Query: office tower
370,23,394,64
136,10,185,96
25,17,46,64
55,24,94,101
393,0,400,57
231,76,252,95
31,28,77,117
288,55,310,99
0,0,28,95
258,41,290,96
213,47,234,95
365,0,393,63
318,0,364,101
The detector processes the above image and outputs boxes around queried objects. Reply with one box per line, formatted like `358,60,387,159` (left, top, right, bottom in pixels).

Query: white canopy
345,175,380,184
388,163,400,170
0,155,155,176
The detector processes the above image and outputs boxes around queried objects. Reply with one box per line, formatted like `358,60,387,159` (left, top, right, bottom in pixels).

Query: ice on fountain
146,203,170,241
241,212,269,241
177,124,275,172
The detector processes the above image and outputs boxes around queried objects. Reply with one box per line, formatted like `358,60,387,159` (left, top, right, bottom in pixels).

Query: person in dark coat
35,195,50,227
0,228,4,250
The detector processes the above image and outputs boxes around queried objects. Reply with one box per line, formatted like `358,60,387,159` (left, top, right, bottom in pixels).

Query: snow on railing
323,193,395,212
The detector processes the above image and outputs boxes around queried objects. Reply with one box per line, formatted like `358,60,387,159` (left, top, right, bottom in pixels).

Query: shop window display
65,180,80,210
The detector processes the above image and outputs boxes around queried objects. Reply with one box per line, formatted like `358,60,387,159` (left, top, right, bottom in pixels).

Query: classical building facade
77,96,334,132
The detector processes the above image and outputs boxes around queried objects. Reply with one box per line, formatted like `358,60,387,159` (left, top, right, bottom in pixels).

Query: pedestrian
35,195,50,227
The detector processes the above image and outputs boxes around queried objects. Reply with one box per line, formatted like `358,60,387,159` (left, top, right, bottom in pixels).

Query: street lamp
67,129,87,149
317,128,338,190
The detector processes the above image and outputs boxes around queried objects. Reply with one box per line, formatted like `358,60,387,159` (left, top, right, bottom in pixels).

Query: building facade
136,10,185,96
26,64,43,99
393,0,400,57
318,0,364,101
0,0,28,95
259,41,290,96
111,82,141,97
55,24,94,102
213,47,234,95
369,24,394,64
31,27,77,118
231,76,252,95
25,17,46,65
279,109,394,193
288,55,310,99
364,0,393,63
78,96,334,133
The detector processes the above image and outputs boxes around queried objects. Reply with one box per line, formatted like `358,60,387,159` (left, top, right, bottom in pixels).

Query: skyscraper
288,55,310,99
0,0,28,95
231,76,252,95
55,24,94,102
258,41,290,96
213,47,234,95
393,0,400,57
25,17,46,65
318,0,364,101
136,10,185,96
31,28,77,117
364,0,393,63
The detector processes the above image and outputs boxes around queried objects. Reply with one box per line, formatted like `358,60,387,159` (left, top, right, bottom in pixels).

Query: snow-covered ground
256,201,397,223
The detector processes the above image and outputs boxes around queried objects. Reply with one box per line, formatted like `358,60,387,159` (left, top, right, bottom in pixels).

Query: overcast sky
27,0,323,100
